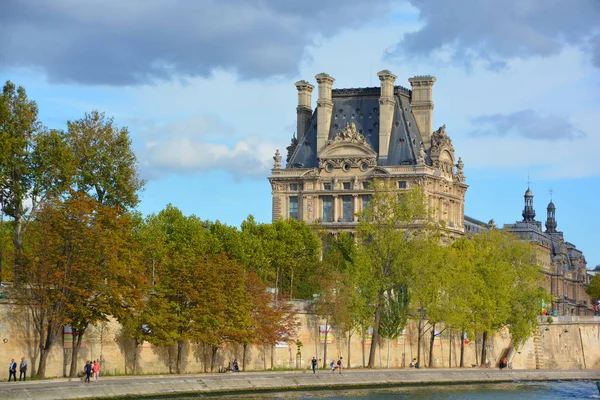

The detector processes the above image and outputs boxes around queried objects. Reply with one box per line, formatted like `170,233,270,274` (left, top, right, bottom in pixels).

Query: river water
128,381,600,399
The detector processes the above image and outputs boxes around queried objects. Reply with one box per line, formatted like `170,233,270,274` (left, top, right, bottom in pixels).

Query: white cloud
136,116,278,180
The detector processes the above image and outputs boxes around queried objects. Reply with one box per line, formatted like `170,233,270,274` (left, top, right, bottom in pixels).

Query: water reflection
125,381,599,400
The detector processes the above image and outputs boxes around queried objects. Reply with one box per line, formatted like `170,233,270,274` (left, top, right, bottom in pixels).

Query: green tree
137,205,219,373
67,110,144,209
378,286,410,368
465,229,545,365
0,81,71,280
355,181,439,368
587,272,600,302
240,217,321,300
445,237,481,367
314,232,365,369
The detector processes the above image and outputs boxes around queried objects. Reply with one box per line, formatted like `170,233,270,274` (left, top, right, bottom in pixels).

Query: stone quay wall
0,300,599,378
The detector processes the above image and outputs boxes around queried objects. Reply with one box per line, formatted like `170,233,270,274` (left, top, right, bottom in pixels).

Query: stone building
503,188,594,316
268,71,467,236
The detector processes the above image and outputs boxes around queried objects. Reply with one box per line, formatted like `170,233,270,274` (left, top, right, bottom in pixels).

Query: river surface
126,381,600,399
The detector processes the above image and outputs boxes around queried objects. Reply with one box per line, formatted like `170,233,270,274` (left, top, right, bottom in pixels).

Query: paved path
1,369,599,399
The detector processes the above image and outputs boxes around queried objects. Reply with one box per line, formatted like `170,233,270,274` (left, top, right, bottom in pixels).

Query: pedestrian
84,361,92,383
19,357,27,381
336,357,343,374
499,357,508,370
311,356,317,374
92,360,100,381
329,360,336,373
8,358,17,382
232,359,239,372
410,358,417,367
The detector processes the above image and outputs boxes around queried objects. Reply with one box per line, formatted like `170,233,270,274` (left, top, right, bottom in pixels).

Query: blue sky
1,0,599,268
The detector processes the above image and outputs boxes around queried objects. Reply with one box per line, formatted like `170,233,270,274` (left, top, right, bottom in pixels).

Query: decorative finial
273,149,282,169
549,189,553,201
456,157,464,174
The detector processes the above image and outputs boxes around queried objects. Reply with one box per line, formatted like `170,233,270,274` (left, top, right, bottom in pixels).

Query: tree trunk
448,333,452,368
480,331,488,367
13,215,23,281
361,327,366,367
133,340,139,375
387,338,391,369
322,319,329,369
243,343,247,372
69,330,85,377
460,331,465,368
270,345,274,370
36,323,56,378
167,346,173,374
263,345,267,370
368,289,384,368
211,345,218,372
176,340,184,374
429,323,436,368
417,306,423,367
347,331,352,369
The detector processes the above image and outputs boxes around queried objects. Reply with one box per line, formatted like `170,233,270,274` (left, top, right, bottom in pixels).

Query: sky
1,0,599,268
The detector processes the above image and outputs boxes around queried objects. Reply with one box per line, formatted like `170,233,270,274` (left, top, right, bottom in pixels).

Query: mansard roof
287,86,423,169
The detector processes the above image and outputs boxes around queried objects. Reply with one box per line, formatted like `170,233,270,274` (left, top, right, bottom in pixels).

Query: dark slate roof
287,86,423,168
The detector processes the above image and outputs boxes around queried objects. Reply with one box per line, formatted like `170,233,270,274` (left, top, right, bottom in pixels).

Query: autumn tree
244,271,298,370
190,254,252,371
14,193,141,377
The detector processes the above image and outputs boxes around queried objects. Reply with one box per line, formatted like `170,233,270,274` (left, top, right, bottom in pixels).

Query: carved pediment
319,122,377,160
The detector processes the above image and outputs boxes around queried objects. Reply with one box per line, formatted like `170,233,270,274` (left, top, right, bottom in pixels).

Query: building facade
503,188,594,316
268,71,467,235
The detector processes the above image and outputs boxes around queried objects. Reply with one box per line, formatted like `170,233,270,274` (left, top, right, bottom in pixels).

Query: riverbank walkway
1,368,599,399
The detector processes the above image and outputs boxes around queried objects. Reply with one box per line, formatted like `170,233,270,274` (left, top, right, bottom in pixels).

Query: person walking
336,357,343,374
92,360,100,381
311,357,317,374
8,359,17,382
19,357,27,381
84,361,92,383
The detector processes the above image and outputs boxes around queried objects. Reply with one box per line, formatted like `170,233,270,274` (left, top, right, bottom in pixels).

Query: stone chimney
295,80,314,142
408,75,436,150
377,70,397,163
315,73,335,154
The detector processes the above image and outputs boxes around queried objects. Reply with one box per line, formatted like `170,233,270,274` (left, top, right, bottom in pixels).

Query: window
362,194,371,212
362,181,370,190
322,196,333,222
323,183,332,190
342,196,353,222
289,183,298,191
398,181,407,189
343,182,351,190
289,196,298,220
